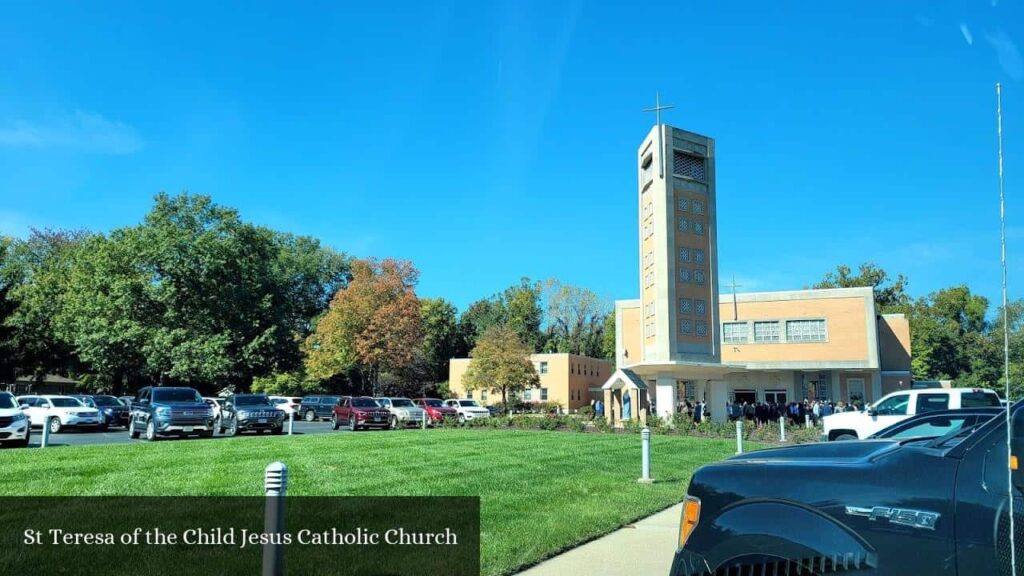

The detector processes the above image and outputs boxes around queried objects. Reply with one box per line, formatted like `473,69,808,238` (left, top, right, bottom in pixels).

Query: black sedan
70,395,131,429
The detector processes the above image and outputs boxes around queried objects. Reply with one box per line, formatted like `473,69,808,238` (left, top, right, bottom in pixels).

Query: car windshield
459,400,480,407
235,396,272,406
424,399,443,407
0,395,15,409
962,392,1001,408
152,389,203,403
51,398,83,407
879,417,973,439
271,398,287,404
352,398,379,408
391,399,415,407
92,396,122,406
322,396,340,404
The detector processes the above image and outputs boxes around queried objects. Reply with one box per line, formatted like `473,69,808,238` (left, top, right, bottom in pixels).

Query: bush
577,405,595,420
568,417,587,433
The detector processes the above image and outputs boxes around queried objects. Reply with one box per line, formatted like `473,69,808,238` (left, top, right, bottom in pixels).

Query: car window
459,400,480,407
425,399,444,407
874,394,910,415
322,396,340,405
351,398,378,408
152,389,202,403
916,394,949,413
962,392,1001,408
51,398,83,408
304,397,319,404
883,416,973,439
391,399,415,407
0,394,15,409
92,396,121,406
234,395,272,406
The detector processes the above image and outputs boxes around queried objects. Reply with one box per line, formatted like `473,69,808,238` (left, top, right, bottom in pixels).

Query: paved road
16,419,342,448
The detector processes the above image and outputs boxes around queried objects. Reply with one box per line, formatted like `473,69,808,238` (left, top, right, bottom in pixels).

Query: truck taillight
678,496,701,548
1012,455,1019,471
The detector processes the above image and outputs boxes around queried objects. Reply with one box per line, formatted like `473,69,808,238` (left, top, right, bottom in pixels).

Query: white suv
444,399,491,423
0,392,30,447
16,395,103,434
822,387,1001,441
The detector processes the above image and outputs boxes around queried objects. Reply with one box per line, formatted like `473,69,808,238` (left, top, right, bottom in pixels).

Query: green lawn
0,429,742,575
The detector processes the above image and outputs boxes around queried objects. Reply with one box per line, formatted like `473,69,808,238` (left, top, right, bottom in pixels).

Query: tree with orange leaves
304,258,423,395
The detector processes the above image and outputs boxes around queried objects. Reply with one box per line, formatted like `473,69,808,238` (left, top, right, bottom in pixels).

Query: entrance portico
623,362,740,421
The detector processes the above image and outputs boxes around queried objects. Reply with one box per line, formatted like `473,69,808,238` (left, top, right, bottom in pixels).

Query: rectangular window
693,221,705,236
539,361,548,374
673,151,706,181
466,391,473,399
679,268,691,283
722,322,748,343
540,388,548,401
481,390,488,401
680,319,693,335
692,200,705,215
694,269,706,285
679,247,691,262
678,217,690,233
677,197,690,212
695,299,706,316
695,320,708,337
641,154,653,188
524,389,533,401
681,380,696,402
785,319,827,342
916,393,949,413
678,298,692,314
694,249,705,264
753,321,780,343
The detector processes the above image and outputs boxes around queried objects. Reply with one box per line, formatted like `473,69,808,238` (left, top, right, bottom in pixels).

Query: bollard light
805,414,811,429
735,420,743,454
638,427,652,484
287,411,294,436
779,416,786,442
41,416,51,448
263,462,288,576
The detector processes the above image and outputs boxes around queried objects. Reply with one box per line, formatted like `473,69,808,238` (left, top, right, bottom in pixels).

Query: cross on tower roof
642,92,674,127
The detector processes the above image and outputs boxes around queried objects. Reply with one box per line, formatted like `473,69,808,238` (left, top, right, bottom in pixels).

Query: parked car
331,396,390,431
17,395,103,434
269,396,302,416
443,399,491,423
219,394,286,436
869,407,1002,440
299,396,341,422
374,397,427,429
128,386,215,441
118,395,135,408
822,387,1001,440
413,398,460,425
0,392,30,447
70,394,130,429
668,402,1024,576
203,397,224,427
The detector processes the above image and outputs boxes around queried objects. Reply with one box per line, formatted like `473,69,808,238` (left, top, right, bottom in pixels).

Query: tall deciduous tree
813,262,910,313
305,258,423,395
420,297,465,384
543,280,610,357
601,310,616,364
458,278,545,353
462,325,539,411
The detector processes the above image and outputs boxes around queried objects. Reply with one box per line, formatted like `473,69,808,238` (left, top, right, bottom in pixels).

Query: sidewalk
516,503,682,576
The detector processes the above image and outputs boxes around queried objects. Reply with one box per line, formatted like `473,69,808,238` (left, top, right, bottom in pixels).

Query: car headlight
678,496,701,548
104,408,114,415
11,412,26,422
155,406,171,417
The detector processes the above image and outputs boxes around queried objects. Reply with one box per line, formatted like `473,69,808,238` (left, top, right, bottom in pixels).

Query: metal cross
642,91,674,127
726,275,743,321
642,92,674,178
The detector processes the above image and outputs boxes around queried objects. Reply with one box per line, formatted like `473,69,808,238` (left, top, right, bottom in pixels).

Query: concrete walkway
516,503,681,576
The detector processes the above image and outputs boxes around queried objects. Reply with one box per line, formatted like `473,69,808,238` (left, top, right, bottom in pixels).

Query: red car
413,398,460,425
332,396,390,431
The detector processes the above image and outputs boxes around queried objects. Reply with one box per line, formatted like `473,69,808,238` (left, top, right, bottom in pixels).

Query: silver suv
373,397,426,429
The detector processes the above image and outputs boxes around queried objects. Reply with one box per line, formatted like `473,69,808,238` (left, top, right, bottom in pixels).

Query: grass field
0,429,744,575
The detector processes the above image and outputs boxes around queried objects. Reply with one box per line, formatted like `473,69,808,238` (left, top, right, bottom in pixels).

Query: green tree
420,297,465,384
458,278,545,353
600,310,616,364
542,280,610,357
908,285,993,383
813,262,910,313
462,325,540,412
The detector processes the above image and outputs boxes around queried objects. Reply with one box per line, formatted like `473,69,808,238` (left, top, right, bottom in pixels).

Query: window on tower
673,151,706,182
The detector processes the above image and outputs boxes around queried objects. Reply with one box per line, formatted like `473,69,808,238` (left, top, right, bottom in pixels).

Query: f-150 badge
844,506,939,530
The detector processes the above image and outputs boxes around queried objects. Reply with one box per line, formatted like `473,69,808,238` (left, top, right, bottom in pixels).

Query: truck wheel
228,419,239,437
129,417,141,439
201,429,214,438
835,433,858,441
144,419,158,441
458,414,466,425
20,428,30,448
48,417,62,435
271,426,283,435
331,415,340,430
390,416,399,430
304,410,316,422
348,417,357,432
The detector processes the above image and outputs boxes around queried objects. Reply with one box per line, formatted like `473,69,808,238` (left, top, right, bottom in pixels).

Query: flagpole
997,81,1016,576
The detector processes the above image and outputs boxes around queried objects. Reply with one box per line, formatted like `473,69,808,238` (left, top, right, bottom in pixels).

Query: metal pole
779,416,786,442
735,420,743,454
41,416,50,448
263,462,288,576
639,427,652,483
997,81,1017,576
287,411,294,436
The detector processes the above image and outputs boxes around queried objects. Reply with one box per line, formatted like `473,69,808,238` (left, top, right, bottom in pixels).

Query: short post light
735,420,743,454
263,462,288,576
639,427,653,483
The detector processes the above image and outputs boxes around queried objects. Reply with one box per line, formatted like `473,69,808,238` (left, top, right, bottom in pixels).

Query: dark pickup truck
670,404,1024,576
128,386,215,441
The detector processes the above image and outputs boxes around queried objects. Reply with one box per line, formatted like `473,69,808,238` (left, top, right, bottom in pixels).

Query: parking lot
16,419,345,448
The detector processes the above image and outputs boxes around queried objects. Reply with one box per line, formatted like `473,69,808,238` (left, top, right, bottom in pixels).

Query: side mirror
19,404,29,410
868,408,878,416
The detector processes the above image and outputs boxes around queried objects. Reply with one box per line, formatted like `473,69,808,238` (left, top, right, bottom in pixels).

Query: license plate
182,426,194,433
373,415,381,422
258,418,267,424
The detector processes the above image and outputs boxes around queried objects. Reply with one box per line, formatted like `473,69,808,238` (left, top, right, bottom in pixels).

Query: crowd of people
724,398,864,427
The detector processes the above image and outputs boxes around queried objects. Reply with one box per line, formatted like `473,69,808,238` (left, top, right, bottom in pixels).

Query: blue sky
1,1,1022,313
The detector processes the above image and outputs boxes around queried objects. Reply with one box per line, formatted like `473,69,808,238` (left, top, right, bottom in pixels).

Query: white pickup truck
822,387,1001,441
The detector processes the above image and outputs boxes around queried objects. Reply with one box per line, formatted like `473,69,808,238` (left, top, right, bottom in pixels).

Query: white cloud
960,23,974,46
0,110,144,154
986,30,1024,80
